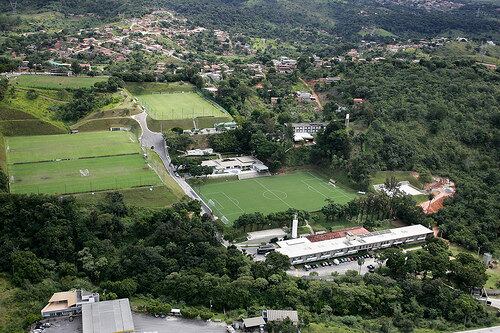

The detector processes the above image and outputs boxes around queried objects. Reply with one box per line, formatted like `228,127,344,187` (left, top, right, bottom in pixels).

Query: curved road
131,111,212,216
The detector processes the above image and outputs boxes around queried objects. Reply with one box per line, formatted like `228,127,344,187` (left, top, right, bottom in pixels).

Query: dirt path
300,78,323,111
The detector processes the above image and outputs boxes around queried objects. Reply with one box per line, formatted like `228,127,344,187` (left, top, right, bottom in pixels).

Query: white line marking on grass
306,172,352,200
253,179,292,209
213,198,225,210
301,180,329,199
221,192,245,213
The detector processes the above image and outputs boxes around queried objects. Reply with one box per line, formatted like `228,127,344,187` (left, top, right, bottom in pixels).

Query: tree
71,61,82,75
357,256,365,274
449,253,487,291
384,176,400,196
265,252,291,271
0,168,8,192
26,89,38,100
0,77,8,100
11,251,48,286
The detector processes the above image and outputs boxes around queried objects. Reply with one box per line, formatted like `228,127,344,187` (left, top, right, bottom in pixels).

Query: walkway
131,111,212,215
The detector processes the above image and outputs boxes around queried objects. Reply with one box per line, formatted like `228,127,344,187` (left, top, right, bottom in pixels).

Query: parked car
333,259,340,265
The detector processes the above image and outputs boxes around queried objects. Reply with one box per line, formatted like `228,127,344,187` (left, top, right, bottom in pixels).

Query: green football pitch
135,92,229,120
5,131,163,195
5,131,140,164
9,154,161,194
11,75,108,90
195,171,358,223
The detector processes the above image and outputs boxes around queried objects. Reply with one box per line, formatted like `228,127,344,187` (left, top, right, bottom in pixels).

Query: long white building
276,224,433,265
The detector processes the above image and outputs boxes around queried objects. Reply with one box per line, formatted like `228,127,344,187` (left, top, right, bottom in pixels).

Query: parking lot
287,255,384,278
33,316,81,333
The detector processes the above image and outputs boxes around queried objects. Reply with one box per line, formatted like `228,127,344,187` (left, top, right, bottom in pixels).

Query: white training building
276,225,433,265
201,156,268,175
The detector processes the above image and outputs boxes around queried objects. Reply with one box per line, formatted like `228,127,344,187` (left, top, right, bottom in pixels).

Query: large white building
276,225,433,265
201,156,268,175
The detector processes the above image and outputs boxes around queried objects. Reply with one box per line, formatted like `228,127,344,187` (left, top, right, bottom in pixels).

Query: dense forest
307,58,500,253
0,192,494,333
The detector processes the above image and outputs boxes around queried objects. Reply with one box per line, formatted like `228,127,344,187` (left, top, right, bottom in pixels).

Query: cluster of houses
273,56,297,74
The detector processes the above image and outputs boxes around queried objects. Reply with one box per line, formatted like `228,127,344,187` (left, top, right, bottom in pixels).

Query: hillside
2,0,498,46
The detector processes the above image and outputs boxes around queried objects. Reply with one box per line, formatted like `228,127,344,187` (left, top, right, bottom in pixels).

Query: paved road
131,111,212,216
454,326,500,333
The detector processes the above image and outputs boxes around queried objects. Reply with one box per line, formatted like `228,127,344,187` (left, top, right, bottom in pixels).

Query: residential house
41,290,99,318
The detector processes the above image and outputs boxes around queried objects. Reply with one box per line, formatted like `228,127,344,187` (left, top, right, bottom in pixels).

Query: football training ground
126,82,230,121
195,171,358,223
5,131,162,194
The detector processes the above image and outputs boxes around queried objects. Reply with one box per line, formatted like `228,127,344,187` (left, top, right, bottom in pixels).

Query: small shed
243,316,265,330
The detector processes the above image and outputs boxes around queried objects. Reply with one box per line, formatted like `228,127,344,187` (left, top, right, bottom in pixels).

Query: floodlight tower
291,213,298,239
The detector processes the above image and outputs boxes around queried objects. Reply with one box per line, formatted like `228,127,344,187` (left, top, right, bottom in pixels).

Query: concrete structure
276,225,433,265
288,122,328,135
41,290,99,318
293,132,314,143
201,156,268,175
291,214,298,239
262,309,299,325
242,316,265,330
295,91,315,102
82,299,134,333
185,148,214,156
373,181,425,197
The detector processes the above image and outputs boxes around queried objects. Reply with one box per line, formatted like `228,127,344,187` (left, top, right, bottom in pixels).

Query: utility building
276,225,433,265
82,299,134,333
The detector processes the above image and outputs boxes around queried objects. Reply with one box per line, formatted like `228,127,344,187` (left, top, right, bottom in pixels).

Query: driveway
131,111,211,215
133,313,226,333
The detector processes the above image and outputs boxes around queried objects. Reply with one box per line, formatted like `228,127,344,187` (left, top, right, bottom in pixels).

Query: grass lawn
136,92,228,120
8,154,161,194
0,88,67,129
125,81,194,95
10,75,108,90
4,131,164,195
292,80,310,92
5,131,140,164
194,171,357,224
73,185,180,208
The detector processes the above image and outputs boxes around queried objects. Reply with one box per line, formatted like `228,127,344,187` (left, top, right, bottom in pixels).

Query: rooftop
243,316,265,328
306,227,369,242
82,299,134,333
276,225,433,259
264,309,299,324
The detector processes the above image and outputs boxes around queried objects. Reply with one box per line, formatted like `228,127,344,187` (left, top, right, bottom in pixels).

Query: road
131,111,212,216
454,326,500,333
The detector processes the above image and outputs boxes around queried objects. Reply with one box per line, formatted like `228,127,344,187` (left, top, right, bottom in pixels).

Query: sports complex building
276,224,433,265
